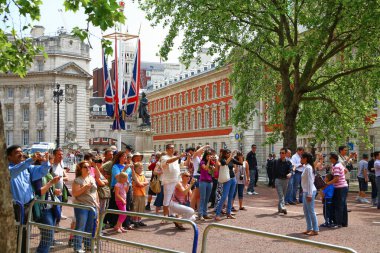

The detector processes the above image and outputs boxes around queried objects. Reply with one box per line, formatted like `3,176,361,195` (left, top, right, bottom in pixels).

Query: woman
153,153,165,214
300,152,319,236
314,153,327,178
93,156,109,215
169,171,197,229
325,153,349,228
72,161,99,252
215,149,242,221
233,152,250,211
198,150,214,220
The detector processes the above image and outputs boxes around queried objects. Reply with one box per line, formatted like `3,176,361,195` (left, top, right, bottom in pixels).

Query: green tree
0,1,124,252
140,0,380,151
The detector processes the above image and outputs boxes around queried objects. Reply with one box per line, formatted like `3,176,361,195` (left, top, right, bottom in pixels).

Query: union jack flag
103,50,114,117
125,39,140,116
112,37,125,130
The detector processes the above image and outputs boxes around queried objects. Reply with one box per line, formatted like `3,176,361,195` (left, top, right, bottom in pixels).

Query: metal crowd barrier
98,209,199,253
13,200,24,253
26,199,97,252
201,223,357,253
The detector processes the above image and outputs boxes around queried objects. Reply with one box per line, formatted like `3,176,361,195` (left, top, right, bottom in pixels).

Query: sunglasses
280,152,285,154
82,165,90,169
183,175,190,178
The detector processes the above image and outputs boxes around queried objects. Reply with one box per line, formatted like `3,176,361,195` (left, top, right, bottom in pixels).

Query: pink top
199,160,213,182
172,185,189,205
115,182,127,199
332,163,348,188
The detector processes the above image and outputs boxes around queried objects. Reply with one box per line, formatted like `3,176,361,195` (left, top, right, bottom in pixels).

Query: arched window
173,95,177,108
179,94,183,106
221,108,226,125
198,89,202,102
185,93,189,105
221,81,226,96
212,110,217,127
204,111,209,128
198,112,202,129
205,87,209,100
191,91,195,103
212,84,217,98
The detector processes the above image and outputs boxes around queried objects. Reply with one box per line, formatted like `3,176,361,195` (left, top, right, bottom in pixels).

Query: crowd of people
8,142,380,252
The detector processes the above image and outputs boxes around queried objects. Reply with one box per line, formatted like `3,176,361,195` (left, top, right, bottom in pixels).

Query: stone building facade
0,26,91,150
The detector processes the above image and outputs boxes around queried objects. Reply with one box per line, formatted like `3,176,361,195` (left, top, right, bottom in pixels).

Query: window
24,87,30,98
221,142,226,149
184,114,188,131
212,110,217,127
185,93,189,105
229,107,233,123
23,107,29,122
173,117,177,132
204,111,209,128
168,116,171,132
198,113,202,129
163,117,166,133
212,84,217,98
126,63,130,74
213,142,218,151
221,81,226,96
93,104,99,112
191,91,195,103
37,60,44,71
37,130,44,142
163,99,166,110
198,89,202,102
6,107,13,122
221,108,226,125
22,130,29,145
38,88,44,98
179,94,183,106
101,105,106,112
7,88,14,98
191,114,195,130
146,70,151,77
6,130,13,146
158,101,162,111
205,87,209,100
168,97,172,109
179,115,183,131
173,96,177,108
37,107,44,121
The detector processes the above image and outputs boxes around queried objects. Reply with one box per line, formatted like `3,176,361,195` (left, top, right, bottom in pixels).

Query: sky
34,0,182,71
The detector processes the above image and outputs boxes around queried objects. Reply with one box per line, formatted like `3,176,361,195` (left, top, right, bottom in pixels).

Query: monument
134,92,154,158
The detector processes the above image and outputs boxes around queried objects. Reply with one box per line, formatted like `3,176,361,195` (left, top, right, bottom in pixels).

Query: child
114,172,129,233
132,162,149,227
321,174,335,227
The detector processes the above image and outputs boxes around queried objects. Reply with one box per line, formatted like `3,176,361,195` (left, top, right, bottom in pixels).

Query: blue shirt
111,164,125,187
125,167,133,185
9,158,50,205
322,184,334,199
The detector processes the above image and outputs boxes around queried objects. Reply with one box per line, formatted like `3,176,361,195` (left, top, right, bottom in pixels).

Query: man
368,153,378,206
101,148,115,182
8,145,50,252
266,154,275,187
246,144,258,195
161,144,186,217
284,149,295,205
291,147,304,204
357,154,370,203
273,148,293,215
51,148,67,222
374,151,380,209
338,145,356,187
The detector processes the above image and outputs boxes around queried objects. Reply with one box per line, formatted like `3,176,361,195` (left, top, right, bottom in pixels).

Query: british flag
103,50,114,117
125,39,140,116
112,37,125,130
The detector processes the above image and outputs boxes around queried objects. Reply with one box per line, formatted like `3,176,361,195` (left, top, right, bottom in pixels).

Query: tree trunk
282,105,298,152
0,102,17,253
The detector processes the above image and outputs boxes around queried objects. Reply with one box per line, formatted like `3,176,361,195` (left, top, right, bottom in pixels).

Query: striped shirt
332,163,348,188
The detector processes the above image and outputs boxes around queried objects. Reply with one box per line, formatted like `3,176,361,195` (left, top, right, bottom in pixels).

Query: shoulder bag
218,164,230,183
150,174,161,194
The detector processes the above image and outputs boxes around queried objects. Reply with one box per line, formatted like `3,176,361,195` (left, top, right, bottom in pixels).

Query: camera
240,175,244,180
94,159,102,163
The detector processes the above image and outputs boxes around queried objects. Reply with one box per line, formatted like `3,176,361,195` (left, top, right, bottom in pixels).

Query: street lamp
53,83,64,147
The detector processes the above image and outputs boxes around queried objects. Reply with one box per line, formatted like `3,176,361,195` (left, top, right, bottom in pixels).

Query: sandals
307,231,319,236
231,207,237,212
214,216,222,221
239,207,247,211
302,230,312,235
174,222,186,230
226,215,236,219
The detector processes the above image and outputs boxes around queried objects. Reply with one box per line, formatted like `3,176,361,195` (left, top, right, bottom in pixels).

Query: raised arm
9,158,33,178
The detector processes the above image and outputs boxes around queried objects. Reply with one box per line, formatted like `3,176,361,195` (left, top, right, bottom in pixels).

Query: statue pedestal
134,127,155,176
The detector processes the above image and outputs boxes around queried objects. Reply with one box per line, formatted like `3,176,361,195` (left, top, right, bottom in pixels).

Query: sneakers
138,221,147,227
252,191,259,195
145,204,151,211
247,191,253,195
60,215,68,220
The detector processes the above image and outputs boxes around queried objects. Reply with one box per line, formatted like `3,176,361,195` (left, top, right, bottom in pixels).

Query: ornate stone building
0,26,91,150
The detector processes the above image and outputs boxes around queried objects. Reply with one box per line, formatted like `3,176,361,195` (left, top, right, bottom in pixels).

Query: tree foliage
140,0,380,150
0,0,125,77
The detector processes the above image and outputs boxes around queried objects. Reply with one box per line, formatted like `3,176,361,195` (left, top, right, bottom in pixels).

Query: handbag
314,174,326,190
62,183,71,203
49,188,62,220
97,185,111,199
150,175,161,194
218,164,230,183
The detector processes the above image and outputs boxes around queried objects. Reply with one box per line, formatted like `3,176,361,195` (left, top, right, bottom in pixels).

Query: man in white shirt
291,147,304,203
161,144,186,217
374,151,380,209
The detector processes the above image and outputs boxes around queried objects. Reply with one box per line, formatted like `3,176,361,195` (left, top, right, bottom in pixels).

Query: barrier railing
201,223,357,253
13,200,24,253
98,209,199,253
26,199,97,252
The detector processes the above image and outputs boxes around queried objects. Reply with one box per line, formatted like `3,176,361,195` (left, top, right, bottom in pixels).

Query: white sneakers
247,191,259,195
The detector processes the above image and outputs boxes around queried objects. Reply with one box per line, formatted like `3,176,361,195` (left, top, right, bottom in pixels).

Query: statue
138,92,151,127
65,121,77,142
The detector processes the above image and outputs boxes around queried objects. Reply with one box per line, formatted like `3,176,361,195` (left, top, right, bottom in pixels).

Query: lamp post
53,83,64,147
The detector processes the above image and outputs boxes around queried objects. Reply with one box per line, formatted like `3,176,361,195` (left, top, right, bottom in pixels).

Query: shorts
133,195,146,213
154,186,164,207
357,177,368,192
191,175,200,190
163,182,177,207
148,186,157,196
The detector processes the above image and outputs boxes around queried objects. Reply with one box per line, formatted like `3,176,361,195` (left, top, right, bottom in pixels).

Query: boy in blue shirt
321,174,335,227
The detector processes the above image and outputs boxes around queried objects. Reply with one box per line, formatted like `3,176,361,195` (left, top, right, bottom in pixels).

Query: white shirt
375,159,380,177
192,156,201,176
301,164,316,197
161,155,181,185
51,161,64,190
291,153,303,172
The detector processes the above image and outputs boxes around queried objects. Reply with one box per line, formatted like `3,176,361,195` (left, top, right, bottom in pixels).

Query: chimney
30,25,45,38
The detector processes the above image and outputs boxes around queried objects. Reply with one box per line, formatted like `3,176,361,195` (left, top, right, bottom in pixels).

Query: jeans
332,187,348,226
369,174,377,200
36,209,56,253
275,178,288,211
216,178,237,216
233,184,245,200
302,191,319,232
124,185,133,227
292,172,303,202
376,177,380,208
323,198,334,225
199,181,212,216
285,173,294,203
209,177,218,206
74,208,97,251
247,170,256,192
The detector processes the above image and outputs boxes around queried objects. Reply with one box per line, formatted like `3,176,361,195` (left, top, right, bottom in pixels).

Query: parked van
30,142,56,155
